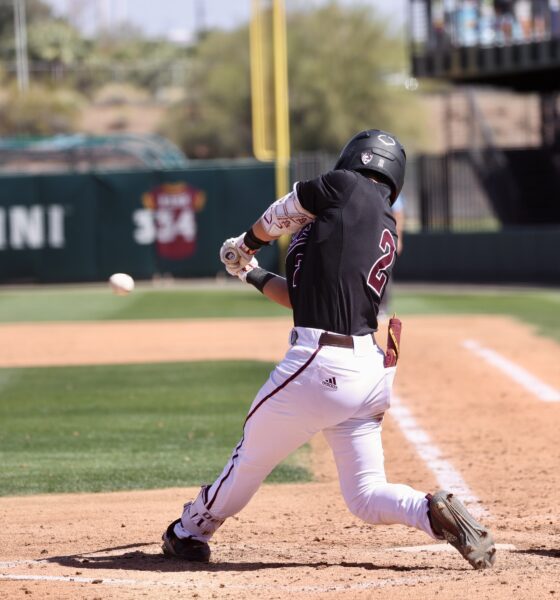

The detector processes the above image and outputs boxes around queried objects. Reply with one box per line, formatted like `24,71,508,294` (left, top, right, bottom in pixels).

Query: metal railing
0,134,189,172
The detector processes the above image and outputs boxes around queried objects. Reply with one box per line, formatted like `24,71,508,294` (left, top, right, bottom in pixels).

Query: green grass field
0,284,558,496
0,285,558,341
0,287,289,322
0,360,310,496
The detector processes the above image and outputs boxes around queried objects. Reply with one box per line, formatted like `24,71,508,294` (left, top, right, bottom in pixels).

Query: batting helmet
333,129,406,204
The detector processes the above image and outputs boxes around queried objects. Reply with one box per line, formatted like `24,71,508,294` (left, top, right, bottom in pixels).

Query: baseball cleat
161,518,211,562
428,491,496,570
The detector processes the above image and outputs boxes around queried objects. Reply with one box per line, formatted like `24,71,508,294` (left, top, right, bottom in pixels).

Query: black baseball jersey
285,169,397,335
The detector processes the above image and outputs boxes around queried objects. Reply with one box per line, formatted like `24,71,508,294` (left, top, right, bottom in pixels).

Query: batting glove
219,232,257,269
226,257,259,282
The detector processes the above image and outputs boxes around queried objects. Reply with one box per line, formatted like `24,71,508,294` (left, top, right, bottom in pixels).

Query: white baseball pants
176,326,436,542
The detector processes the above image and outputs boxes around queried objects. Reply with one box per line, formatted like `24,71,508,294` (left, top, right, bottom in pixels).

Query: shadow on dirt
512,548,560,559
45,542,441,574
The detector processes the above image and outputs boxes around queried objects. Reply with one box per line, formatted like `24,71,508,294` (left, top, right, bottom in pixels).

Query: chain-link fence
291,150,500,233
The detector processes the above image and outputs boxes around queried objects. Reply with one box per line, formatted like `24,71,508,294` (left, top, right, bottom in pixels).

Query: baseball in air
109,272,135,296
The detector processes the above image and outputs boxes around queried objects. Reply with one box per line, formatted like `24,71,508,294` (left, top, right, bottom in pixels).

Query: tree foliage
1,3,188,96
83,29,190,94
0,84,84,136
0,1,427,154
161,27,252,158
162,2,427,158
288,3,424,153
27,19,87,66
0,0,54,59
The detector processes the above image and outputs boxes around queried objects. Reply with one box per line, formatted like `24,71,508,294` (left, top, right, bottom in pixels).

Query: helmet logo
377,158,385,168
361,150,374,165
378,134,395,146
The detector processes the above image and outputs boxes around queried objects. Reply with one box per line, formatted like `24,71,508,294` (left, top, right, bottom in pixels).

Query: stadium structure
408,0,560,228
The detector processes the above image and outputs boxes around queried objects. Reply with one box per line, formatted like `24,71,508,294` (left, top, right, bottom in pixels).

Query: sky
43,0,407,43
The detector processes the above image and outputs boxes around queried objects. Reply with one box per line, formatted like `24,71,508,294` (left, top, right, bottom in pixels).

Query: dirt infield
1,315,559,599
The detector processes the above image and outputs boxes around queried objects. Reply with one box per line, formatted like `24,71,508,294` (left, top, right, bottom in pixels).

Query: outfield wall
0,164,279,283
1,166,558,284
394,229,560,284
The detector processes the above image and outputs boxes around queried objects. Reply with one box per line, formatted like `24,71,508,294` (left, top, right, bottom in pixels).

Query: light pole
13,0,29,92
250,0,291,200
250,0,291,271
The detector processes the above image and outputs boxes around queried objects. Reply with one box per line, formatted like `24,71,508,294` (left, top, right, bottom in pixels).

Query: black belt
318,332,375,349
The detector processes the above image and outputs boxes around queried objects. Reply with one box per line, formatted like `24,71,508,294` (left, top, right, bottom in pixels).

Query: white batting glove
219,232,256,269
226,257,259,282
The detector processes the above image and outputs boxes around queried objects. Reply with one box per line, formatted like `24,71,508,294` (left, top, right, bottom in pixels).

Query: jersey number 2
367,229,397,298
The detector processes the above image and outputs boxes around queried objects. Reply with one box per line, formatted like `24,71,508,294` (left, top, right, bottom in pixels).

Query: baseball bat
384,314,402,368
220,245,241,265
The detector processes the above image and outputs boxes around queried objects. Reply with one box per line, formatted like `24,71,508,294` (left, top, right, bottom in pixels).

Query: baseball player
162,129,496,570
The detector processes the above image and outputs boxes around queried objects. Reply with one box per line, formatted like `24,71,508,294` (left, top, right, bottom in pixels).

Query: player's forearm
251,219,277,243
261,275,291,308
245,268,292,309
220,190,316,268
249,188,316,245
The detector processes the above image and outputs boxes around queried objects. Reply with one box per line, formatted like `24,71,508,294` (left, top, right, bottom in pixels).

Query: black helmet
333,129,406,204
